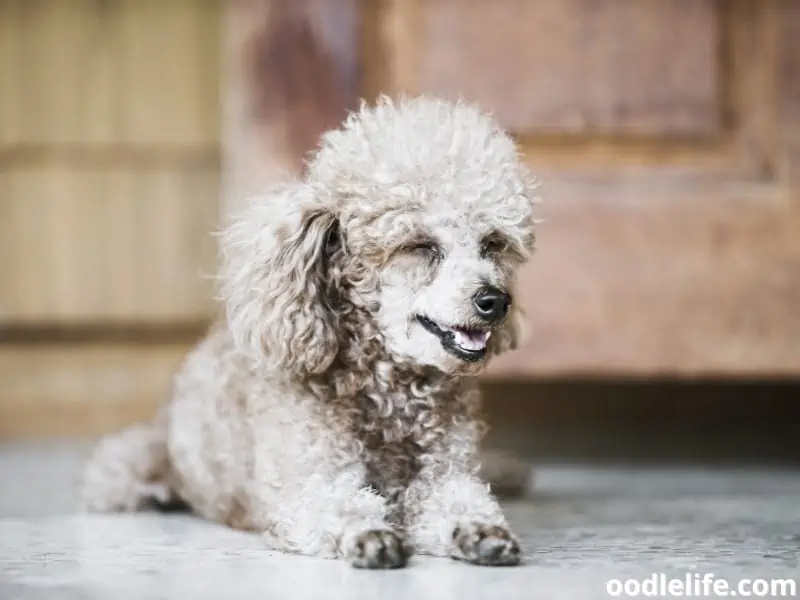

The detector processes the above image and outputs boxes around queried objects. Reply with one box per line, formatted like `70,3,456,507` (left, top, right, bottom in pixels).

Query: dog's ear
220,183,340,376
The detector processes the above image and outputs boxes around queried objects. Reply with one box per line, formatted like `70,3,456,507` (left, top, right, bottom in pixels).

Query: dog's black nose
472,286,511,322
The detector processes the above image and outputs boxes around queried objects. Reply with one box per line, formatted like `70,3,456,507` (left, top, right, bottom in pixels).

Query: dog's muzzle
416,315,491,362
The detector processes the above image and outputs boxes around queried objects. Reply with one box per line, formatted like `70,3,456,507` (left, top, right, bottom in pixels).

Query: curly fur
78,96,540,568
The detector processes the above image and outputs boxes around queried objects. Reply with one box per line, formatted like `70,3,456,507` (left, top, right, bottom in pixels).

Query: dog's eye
404,240,442,261
481,235,508,257
409,241,436,253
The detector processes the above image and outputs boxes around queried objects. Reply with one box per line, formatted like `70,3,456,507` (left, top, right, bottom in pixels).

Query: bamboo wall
0,0,223,438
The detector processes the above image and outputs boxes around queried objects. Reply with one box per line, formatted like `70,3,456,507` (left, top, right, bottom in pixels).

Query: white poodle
78,96,540,569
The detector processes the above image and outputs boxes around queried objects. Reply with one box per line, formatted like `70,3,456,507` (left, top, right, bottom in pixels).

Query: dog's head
220,96,539,378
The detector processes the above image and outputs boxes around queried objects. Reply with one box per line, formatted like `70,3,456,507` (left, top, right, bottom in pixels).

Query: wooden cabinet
1,0,798,439
0,0,222,438
0,0,221,325
225,0,800,378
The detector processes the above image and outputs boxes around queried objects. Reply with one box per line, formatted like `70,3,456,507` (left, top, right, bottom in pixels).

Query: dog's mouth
416,315,491,362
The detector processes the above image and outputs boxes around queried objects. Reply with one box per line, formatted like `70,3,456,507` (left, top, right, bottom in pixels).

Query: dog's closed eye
401,239,443,264
480,232,510,258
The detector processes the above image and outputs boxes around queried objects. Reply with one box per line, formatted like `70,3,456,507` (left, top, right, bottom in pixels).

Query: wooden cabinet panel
0,164,219,324
0,0,222,326
0,342,192,439
221,0,360,213
0,0,221,147
490,184,800,377
370,0,774,182
778,0,800,184
380,0,719,135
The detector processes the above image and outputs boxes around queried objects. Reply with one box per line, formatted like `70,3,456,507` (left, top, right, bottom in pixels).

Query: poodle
78,96,540,569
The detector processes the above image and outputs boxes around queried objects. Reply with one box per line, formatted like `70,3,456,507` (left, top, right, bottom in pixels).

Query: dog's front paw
348,529,410,569
451,523,521,566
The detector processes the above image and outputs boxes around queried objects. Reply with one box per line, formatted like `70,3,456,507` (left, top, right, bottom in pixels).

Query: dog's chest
347,376,461,506
362,434,421,503
356,402,438,503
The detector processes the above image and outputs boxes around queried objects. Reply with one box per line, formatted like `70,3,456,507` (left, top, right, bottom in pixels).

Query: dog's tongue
452,329,491,351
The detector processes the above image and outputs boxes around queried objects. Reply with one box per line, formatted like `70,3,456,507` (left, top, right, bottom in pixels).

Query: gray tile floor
1,441,799,599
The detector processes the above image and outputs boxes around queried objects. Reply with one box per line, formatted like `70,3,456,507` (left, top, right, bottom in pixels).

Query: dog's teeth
453,330,490,351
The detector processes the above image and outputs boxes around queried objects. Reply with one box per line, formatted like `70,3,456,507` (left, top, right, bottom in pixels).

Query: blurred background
1,0,798,466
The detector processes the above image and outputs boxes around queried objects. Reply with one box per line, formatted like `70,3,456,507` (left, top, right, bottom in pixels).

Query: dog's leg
251,465,410,569
404,426,522,566
406,471,521,566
